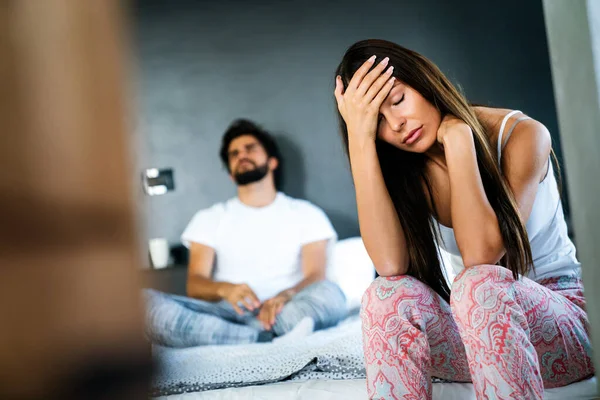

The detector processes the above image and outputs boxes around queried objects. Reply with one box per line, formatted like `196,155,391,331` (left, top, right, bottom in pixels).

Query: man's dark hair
219,119,283,190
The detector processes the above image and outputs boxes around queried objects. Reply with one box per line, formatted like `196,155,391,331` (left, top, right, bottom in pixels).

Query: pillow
327,237,458,311
326,237,375,311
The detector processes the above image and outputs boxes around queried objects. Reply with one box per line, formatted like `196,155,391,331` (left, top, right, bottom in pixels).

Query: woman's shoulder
473,106,550,152
474,107,551,183
473,106,516,135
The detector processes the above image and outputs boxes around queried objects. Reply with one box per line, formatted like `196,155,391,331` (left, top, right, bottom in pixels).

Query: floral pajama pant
361,264,595,399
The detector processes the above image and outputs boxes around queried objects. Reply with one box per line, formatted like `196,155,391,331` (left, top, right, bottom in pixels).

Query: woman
333,39,594,400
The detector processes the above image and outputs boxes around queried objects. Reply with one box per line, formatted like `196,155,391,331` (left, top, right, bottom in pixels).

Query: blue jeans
144,280,347,347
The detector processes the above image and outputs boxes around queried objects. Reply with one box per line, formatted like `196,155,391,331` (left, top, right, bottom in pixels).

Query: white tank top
437,110,581,282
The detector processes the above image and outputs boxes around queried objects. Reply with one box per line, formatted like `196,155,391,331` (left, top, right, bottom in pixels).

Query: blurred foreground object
0,0,151,398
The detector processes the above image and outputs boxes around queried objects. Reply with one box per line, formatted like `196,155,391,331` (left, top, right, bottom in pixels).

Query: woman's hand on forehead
334,56,396,143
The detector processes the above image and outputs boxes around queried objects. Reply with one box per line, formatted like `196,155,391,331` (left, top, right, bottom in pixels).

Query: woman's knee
451,264,512,297
361,275,432,320
450,264,515,322
362,274,425,301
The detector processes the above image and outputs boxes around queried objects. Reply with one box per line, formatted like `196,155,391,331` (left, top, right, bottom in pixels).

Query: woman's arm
334,56,409,276
442,116,551,268
349,139,409,276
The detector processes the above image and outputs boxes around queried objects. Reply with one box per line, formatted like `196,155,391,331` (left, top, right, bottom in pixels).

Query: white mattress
156,377,598,400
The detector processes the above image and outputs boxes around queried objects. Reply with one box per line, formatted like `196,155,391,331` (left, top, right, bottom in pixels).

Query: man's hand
218,283,261,315
257,292,292,331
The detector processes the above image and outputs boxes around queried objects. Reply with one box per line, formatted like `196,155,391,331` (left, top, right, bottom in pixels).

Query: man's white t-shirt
181,193,337,301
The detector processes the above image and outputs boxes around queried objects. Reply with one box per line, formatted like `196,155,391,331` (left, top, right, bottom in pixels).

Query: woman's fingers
335,55,395,140
339,56,393,110
345,55,376,94
355,57,390,98
371,76,395,110
363,65,394,105
334,76,344,108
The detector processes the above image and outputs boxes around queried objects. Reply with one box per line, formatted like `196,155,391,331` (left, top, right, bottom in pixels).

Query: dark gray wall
133,0,561,249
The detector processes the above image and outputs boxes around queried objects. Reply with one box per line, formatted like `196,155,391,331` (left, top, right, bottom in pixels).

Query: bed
150,238,597,399
150,312,597,399
155,378,598,400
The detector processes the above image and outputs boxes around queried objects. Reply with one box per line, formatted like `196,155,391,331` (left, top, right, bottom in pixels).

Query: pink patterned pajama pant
361,264,594,399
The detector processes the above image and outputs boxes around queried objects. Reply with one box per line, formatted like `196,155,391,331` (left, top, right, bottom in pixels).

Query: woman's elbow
374,260,409,277
461,241,504,268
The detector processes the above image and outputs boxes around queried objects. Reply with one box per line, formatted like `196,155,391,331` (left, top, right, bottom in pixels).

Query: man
145,119,347,347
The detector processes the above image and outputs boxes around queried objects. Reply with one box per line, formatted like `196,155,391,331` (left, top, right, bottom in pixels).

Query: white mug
149,238,170,269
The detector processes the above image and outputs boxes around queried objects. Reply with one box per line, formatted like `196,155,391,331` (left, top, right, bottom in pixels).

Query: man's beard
233,161,269,186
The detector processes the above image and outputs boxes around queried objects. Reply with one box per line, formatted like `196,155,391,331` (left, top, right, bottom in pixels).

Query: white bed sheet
156,377,597,400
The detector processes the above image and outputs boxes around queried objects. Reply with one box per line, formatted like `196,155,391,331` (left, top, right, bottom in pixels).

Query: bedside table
141,264,188,295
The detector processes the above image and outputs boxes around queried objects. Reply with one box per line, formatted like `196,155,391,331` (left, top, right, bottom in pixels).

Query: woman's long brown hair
336,39,535,302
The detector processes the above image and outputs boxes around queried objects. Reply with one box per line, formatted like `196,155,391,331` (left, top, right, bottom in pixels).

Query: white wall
543,0,600,394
